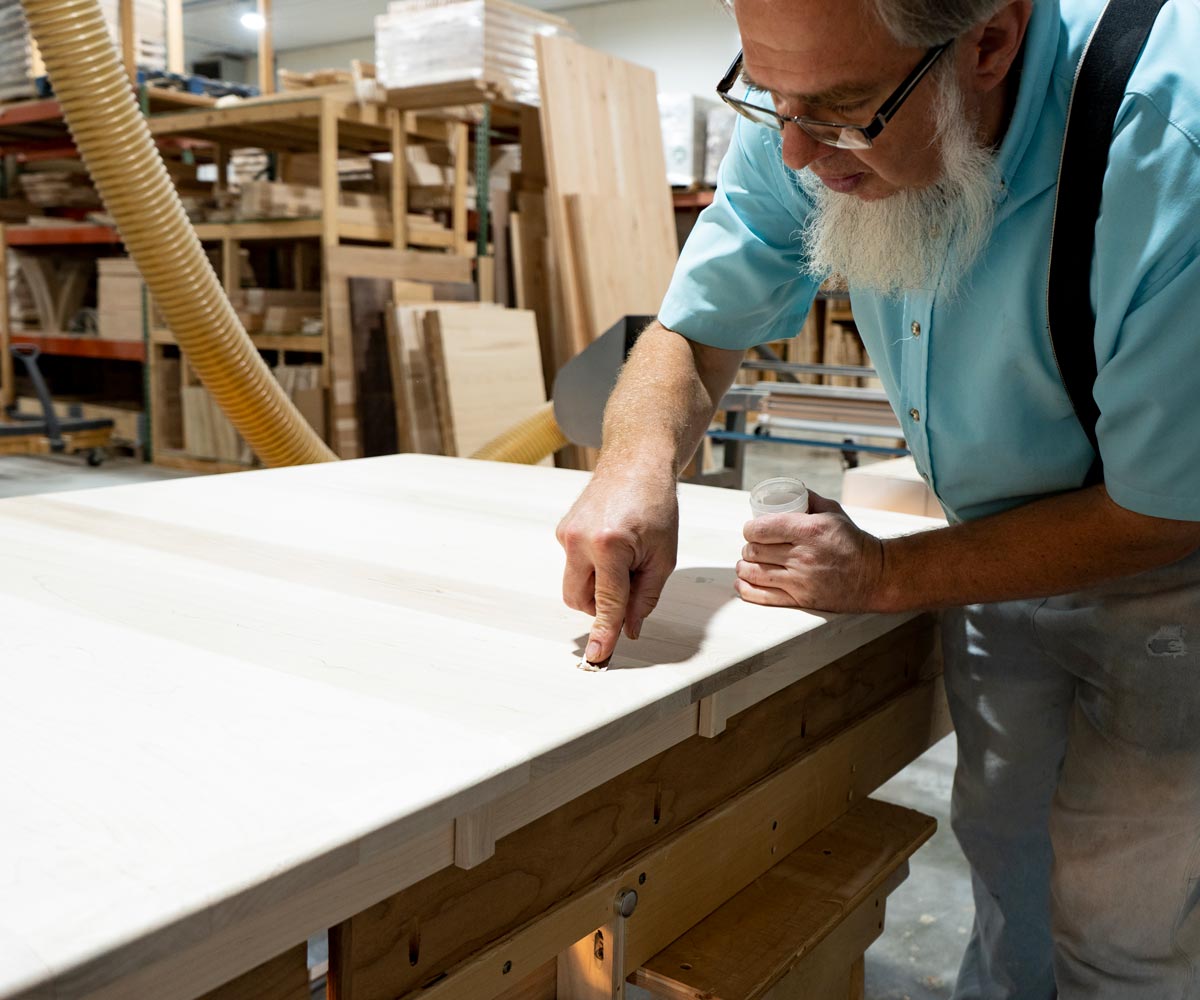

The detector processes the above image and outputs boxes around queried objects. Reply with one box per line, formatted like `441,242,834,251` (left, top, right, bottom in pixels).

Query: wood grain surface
0,456,940,1000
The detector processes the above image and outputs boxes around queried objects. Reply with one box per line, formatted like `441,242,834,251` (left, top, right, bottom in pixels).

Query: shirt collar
994,0,1063,202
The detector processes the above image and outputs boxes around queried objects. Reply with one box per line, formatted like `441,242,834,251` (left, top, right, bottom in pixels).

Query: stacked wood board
375,0,574,107
17,165,101,210
97,257,147,341
231,288,323,336
0,0,166,101
387,303,546,457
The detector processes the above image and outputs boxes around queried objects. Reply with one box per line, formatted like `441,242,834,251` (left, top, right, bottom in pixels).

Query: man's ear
964,0,1033,94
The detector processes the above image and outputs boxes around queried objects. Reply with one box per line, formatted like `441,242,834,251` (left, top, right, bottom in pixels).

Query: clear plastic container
749,477,809,517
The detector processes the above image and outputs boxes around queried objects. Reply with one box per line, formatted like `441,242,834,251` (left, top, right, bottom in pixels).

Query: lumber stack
0,0,166,101
17,164,101,210
230,288,322,335
376,0,574,107
97,258,146,342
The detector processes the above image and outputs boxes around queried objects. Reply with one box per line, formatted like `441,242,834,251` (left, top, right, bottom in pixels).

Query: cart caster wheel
87,449,106,467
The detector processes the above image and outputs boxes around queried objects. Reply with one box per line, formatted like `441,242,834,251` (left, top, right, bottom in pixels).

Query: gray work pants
945,549,1200,999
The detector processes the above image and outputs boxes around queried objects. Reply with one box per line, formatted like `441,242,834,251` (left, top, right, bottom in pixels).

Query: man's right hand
556,472,679,664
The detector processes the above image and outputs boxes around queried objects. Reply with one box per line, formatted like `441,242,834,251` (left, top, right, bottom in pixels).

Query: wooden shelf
193,216,396,243
5,225,122,247
0,87,213,156
149,93,398,155
9,332,145,362
152,328,325,354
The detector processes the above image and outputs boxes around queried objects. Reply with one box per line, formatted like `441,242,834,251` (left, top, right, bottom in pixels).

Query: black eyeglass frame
716,40,954,149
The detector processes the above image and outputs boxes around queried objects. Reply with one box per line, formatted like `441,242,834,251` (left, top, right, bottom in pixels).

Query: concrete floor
0,443,972,998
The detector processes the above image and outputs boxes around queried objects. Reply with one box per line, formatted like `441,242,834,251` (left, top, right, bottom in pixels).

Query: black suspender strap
1048,0,1167,487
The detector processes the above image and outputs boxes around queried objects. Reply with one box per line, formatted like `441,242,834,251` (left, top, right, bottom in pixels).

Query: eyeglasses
716,40,954,150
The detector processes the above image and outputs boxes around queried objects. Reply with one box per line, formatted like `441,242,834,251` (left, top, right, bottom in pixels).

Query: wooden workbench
0,456,949,1000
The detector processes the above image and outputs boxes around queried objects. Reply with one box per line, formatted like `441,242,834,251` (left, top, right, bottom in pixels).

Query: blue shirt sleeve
657,114,821,350
1092,93,1200,520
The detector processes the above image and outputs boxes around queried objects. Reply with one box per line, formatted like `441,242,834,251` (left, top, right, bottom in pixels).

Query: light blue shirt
659,0,1200,523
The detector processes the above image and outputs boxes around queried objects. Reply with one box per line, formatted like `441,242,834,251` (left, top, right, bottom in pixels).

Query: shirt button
911,321,921,337
909,407,921,422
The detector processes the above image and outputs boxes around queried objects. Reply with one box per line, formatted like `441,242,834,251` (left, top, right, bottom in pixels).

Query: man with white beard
557,0,1200,996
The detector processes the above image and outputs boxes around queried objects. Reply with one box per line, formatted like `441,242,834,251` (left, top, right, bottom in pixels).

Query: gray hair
717,0,1012,49
866,0,1010,47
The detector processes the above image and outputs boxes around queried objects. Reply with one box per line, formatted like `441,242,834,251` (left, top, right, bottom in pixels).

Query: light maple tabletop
0,455,941,1000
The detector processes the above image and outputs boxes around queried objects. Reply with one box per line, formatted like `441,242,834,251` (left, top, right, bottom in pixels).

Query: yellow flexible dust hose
470,402,568,464
20,0,335,466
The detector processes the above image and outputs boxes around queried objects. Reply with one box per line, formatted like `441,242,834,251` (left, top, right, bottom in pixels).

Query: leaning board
424,307,546,457
535,37,678,365
0,456,942,1000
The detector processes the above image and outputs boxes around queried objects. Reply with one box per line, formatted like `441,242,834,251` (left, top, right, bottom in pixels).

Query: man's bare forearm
876,485,1200,612
596,321,743,481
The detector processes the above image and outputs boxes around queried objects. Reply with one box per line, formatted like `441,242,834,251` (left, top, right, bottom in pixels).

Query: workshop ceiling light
240,8,265,30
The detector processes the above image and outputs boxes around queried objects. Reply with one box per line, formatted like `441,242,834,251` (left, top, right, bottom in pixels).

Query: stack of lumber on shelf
231,180,454,243
230,288,322,335
0,0,166,101
97,257,150,342
278,68,353,91
376,0,574,108
17,164,101,210
760,383,898,428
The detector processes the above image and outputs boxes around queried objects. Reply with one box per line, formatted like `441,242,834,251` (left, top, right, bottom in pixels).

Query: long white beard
796,70,1000,299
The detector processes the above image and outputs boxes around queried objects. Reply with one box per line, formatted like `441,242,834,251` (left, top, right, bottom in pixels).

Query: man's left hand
736,492,887,613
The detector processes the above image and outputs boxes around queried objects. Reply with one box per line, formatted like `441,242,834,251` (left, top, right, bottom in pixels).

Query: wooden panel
329,616,936,999
198,943,308,1000
536,36,677,373
635,798,933,999
423,308,546,457
564,193,676,348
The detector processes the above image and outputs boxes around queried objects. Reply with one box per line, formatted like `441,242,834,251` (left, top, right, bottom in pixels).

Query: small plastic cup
749,477,810,517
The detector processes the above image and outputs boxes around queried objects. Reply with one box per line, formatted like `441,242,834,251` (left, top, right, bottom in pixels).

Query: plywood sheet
423,307,546,457
536,36,678,369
